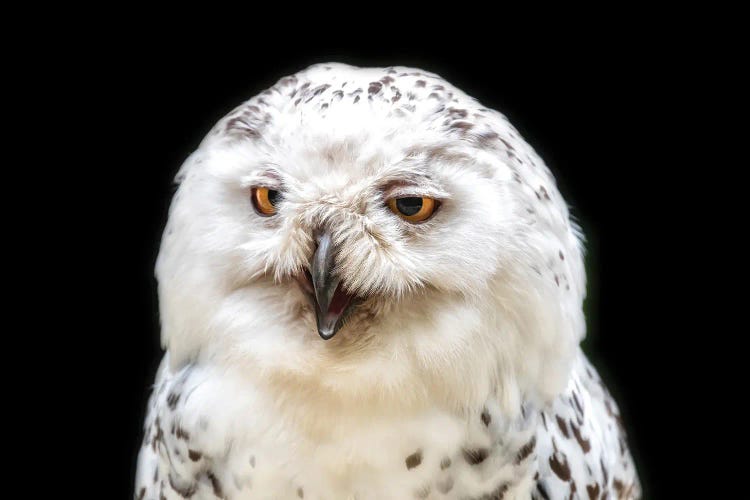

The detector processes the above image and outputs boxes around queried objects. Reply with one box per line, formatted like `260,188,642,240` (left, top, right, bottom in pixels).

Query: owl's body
135,63,640,499
136,351,636,499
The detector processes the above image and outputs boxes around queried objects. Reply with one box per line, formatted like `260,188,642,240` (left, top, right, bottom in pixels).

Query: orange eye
251,187,280,216
387,196,437,223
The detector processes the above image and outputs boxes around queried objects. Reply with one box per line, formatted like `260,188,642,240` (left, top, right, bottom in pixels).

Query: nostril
313,229,324,248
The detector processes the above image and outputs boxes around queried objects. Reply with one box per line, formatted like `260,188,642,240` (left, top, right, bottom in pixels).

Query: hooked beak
310,231,356,340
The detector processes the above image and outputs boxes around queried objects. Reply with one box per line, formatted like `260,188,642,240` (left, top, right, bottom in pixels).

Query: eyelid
250,184,282,191
383,185,450,200
240,170,282,190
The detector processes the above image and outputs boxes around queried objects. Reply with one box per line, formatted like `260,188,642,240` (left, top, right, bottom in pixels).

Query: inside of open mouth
328,281,353,316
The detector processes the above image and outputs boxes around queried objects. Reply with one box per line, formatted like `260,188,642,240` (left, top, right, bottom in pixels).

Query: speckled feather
135,63,639,499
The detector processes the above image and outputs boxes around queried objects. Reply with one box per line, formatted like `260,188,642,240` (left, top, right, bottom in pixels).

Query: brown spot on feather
462,447,489,465
481,409,491,426
571,421,592,453
572,392,584,415
207,471,225,499
613,479,625,496
225,118,260,139
515,436,536,464
405,450,423,469
175,426,190,440
549,451,571,481
499,138,515,151
447,107,468,118
536,481,551,499
586,483,601,500
449,121,473,131
368,81,383,95
476,131,499,146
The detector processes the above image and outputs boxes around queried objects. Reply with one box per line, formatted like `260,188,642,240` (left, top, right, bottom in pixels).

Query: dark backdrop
92,44,683,499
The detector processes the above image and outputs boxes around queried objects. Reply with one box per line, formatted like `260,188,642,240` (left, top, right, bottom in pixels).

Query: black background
80,40,692,499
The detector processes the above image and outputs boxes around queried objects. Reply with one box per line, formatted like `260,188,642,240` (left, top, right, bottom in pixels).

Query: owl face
156,64,586,409
220,140,511,339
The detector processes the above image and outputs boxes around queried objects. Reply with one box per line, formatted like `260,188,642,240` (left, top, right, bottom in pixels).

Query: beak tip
316,308,339,340
318,326,337,340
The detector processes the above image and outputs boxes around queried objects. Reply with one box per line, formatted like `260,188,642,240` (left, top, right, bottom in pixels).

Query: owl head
156,63,586,414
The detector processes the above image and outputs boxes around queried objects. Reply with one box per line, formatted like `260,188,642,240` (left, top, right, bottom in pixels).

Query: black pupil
267,189,280,205
396,197,423,216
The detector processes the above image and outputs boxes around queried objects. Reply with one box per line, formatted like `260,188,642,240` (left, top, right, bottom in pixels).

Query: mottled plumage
136,63,639,499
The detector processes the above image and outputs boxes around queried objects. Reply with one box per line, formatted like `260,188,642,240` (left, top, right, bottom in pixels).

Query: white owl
135,63,640,499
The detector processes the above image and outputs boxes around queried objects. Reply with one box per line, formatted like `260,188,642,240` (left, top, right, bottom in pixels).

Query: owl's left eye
252,187,280,216
387,196,438,223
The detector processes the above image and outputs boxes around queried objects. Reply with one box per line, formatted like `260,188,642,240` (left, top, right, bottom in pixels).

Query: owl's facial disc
309,231,357,340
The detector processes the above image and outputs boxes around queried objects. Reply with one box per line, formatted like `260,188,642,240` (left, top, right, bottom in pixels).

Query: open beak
310,231,356,340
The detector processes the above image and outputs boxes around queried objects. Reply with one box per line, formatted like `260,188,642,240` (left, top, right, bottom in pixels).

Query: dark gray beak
310,231,354,340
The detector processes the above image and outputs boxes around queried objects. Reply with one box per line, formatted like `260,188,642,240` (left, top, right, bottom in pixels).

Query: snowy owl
135,63,640,499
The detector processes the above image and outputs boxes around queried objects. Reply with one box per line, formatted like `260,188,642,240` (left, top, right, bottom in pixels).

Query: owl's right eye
251,187,280,216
